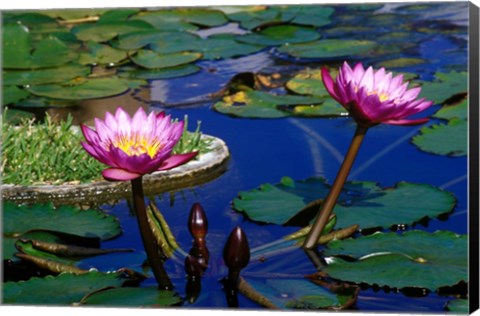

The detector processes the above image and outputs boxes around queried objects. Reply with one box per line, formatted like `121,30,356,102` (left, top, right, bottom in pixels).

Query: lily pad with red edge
80,287,181,307
2,271,133,305
323,230,467,291
233,177,456,228
412,118,467,157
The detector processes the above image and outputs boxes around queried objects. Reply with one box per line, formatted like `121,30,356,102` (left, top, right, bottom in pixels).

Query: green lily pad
417,71,468,105
39,9,108,20
119,64,200,80
2,108,34,124
213,90,324,119
446,299,469,313
245,278,355,310
3,65,91,86
277,39,377,59
72,20,154,42
13,97,79,108
114,30,199,51
2,24,78,69
2,12,58,26
79,41,128,66
97,9,140,23
323,230,467,290
412,118,467,157
2,271,130,305
27,77,130,100
377,58,427,69
233,177,456,228
3,86,30,105
130,50,202,69
195,34,265,60
237,25,320,46
81,286,181,307
433,99,468,121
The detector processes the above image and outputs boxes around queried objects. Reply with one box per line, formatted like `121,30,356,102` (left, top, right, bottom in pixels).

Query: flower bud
188,202,208,240
223,226,250,272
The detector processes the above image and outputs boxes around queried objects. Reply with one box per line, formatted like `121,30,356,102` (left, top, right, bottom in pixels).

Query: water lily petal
321,67,341,102
102,168,141,181
158,152,198,171
383,117,430,126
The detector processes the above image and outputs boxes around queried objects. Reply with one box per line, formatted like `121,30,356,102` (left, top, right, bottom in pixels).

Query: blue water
81,2,469,311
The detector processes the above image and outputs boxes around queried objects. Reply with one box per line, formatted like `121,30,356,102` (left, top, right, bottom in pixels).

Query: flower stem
131,177,173,290
303,125,368,249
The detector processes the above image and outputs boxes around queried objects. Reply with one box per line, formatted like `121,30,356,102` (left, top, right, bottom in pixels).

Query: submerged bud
223,226,250,272
188,202,208,240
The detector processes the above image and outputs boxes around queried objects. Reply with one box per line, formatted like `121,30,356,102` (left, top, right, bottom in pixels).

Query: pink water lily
81,107,197,181
322,62,433,127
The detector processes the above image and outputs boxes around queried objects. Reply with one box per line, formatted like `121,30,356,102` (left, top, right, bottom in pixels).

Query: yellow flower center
368,90,390,102
112,134,162,158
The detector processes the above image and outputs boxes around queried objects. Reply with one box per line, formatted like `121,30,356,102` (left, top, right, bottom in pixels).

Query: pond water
3,2,471,312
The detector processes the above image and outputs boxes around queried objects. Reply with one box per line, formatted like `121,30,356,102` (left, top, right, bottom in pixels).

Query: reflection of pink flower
81,107,197,181
322,62,433,127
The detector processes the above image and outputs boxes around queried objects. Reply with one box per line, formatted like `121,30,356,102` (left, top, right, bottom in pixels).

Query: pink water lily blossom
322,62,433,127
81,107,197,181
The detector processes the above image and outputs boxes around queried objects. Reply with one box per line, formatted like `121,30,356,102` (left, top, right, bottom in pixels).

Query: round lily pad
236,25,321,46
3,65,91,86
72,20,154,42
276,39,377,59
417,71,468,105
78,41,128,66
97,9,140,23
81,287,181,307
130,50,202,69
412,118,467,157
195,34,265,60
118,64,200,80
114,30,199,51
2,24,78,69
433,99,467,121
213,90,324,119
27,77,130,100
323,230,467,290
3,271,129,305
233,177,456,228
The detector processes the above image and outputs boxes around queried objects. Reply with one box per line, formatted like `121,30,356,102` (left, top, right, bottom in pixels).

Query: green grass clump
2,111,211,186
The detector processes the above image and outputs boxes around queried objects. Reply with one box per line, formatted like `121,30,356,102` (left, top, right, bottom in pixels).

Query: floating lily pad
417,71,468,105
323,230,467,290
445,299,469,313
114,30,200,51
2,271,129,305
196,34,265,60
72,20,154,42
13,97,79,108
39,9,108,20
237,25,320,46
377,57,427,69
3,86,30,105
97,9,140,23
81,286,181,307
233,177,455,228
119,64,200,80
245,278,355,310
130,50,202,69
27,77,130,100
79,41,128,66
276,39,376,59
3,65,91,86
213,90,324,119
412,118,467,157
2,24,78,69
433,99,468,121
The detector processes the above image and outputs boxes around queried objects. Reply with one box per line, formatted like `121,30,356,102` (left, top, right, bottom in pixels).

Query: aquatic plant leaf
376,57,427,69
233,177,455,228
3,86,30,105
118,64,200,80
195,34,265,60
2,107,34,124
236,25,320,46
133,8,228,29
114,30,199,51
323,230,467,290
79,41,128,66
417,71,468,105
276,39,377,59
2,24,78,69
2,271,129,305
433,99,468,121
3,65,91,86
130,50,202,69
445,299,469,313
13,97,79,108
3,202,122,260
80,286,181,307
213,90,324,119
412,118,467,157
244,278,354,310
38,9,108,20
97,9,140,23
27,77,130,100
72,20,154,42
